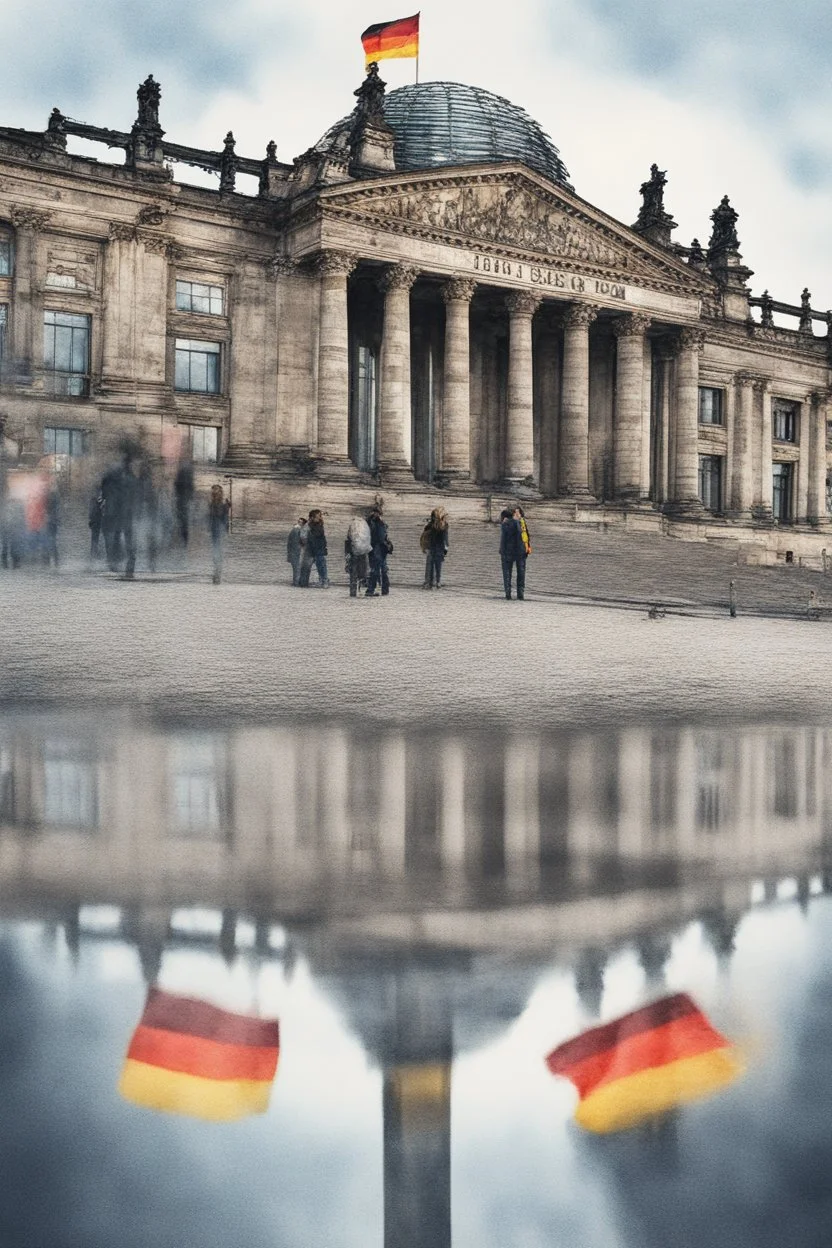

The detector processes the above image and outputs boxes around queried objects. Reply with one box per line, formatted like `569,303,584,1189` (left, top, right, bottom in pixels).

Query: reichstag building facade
0,70,829,546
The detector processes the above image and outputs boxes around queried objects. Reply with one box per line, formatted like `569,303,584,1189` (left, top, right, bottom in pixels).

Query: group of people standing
284,502,532,599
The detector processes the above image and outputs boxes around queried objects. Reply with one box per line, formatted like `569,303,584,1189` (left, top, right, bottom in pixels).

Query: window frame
175,279,225,317
698,453,724,514
43,309,91,398
772,400,799,444
174,338,222,395
43,426,87,458
179,423,220,464
0,235,11,278
772,461,794,523
698,386,724,427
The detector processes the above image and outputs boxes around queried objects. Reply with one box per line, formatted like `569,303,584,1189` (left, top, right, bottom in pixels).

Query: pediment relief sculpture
324,176,703,289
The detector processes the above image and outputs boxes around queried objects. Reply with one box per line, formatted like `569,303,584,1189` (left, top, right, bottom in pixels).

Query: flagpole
416,10,420,82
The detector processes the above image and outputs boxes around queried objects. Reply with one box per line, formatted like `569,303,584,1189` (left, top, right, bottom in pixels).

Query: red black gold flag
361,13,420,67
119,988,280,1122
545,993,743,1133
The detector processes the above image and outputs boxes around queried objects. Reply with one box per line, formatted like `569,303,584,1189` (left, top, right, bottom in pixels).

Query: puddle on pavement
1,708,831,1246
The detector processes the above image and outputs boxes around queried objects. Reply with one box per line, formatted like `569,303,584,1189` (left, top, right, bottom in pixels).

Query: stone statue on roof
708,196,740,256
136,75,162,133
354,62,387,127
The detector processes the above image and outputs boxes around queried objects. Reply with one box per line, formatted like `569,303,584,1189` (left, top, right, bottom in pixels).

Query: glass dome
317,81,572,189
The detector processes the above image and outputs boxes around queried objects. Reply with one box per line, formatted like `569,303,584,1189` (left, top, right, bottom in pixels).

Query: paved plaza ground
2,517,832,728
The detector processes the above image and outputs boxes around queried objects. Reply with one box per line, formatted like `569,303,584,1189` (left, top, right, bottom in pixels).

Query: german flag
545,993,743,1134
361,13,420,67
119,988,280,1122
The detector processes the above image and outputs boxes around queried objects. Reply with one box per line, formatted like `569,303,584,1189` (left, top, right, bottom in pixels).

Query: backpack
519,516,532,556
348,516,372,557
419,524,431,553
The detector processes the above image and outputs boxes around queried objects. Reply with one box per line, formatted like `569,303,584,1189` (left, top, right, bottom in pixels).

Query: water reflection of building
1,712,831,928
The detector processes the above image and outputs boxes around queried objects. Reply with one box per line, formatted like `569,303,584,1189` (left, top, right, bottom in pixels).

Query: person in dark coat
100,463,125,571
422,507,449,589
286,516,307,586
174,456,195,547
299,508,329,587
365,505,391,596
499,507,526,600
137,460,159,572
88,488,105,562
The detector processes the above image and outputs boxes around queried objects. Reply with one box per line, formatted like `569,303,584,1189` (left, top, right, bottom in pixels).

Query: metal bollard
729,580,737,618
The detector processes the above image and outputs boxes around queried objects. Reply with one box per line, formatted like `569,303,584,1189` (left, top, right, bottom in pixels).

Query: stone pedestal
558,303,599,496
314,250,357,465
504,291,541,485
437,278,476,484
379,264,418,479
612,312,651,499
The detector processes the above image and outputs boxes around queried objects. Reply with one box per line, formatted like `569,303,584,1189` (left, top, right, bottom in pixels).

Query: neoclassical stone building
0,69,830,545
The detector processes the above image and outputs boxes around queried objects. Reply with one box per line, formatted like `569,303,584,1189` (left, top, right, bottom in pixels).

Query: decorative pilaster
378,264,418,476
314,250,357,462
670,327,705,511
730,373,755,517
559,303,599,496
612,312,651,499
757,378,774,519
8,207,51,381
438,277,476,483
808,391,829,526
797,398,811,523
504,290,541,484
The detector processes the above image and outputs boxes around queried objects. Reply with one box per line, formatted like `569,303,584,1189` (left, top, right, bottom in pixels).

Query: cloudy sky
4,0,832,313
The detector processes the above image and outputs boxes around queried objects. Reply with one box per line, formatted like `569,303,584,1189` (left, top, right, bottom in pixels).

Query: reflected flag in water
119,988,280,1122
545,993,743,1133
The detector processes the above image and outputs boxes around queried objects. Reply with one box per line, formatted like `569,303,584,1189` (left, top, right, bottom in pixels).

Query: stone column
656,348,674,503
440,738,466,878
438,278,476,482
503,735,540,893
808,391,829,526
559,303,599,496
9,207,50,381
379,264,418,475
757,379,773,519
379,734,407,878
612,312,651,499
504,290,541,484
730,373,755,517
670,327,705,510
797,399,811,523
314,250,357,462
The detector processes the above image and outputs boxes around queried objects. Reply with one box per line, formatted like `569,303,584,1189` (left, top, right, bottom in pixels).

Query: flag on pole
545,993,743,1134
119,988,280,1122
361,13,420,67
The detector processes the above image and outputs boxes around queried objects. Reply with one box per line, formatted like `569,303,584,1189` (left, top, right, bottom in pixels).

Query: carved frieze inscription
473,253,626,300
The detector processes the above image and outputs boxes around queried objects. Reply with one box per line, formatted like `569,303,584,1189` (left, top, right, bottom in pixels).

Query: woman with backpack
345,512,372,597
299,508,329,587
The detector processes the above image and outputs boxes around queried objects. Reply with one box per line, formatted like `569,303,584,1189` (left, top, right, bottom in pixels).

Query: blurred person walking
88,487,105,562
137,459,160,572
365,504,392,597
174,455,195,547
299,508,329,587
286,516,307,586
208,483,231,584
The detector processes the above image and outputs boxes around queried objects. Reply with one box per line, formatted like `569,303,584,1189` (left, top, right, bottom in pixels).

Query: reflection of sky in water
2,891,831,1246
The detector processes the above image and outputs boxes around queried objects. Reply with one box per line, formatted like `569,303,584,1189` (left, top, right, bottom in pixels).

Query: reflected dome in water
318,82,572,188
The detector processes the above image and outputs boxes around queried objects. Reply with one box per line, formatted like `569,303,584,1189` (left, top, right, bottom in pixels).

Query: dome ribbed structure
318,81,572,189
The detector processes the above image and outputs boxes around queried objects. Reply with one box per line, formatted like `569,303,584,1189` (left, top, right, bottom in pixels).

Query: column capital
379,263,419,293
108,222,137,243
735,371,756,389
506,290,542,318
9,206,51,232
612,311,652,338
441,277,477,304
313,249,358,278
270,254,298,277
755,375,772,394
678,326,706,351
562,302,600,330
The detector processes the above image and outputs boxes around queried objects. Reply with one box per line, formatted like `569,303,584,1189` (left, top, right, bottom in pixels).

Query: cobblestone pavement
2,518,832,728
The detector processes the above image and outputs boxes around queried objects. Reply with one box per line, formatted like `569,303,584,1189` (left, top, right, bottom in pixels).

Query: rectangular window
44,426,86,457
169,736,228,838
181,423,219,463
698,454,723,512
175,338,221,394
772,461,794,522
773,400,799,443
175,280,224,316
43,310,90,397
0,237,10,277
42,739,97,829
698,387,723,426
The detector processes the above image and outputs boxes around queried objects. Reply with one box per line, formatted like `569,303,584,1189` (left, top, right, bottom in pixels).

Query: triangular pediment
316,167,712,298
